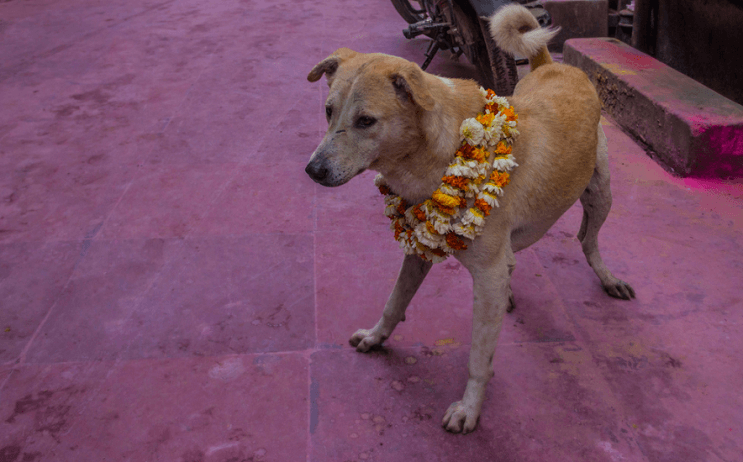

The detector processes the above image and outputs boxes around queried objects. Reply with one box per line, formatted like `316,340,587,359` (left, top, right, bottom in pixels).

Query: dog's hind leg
350,254,433,352
577,125,635,300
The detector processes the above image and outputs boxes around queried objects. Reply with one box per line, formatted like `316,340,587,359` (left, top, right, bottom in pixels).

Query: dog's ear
308,48,357,84
390,63,435,111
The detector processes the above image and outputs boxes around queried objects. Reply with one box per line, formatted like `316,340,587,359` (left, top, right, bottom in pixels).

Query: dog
305,4,635,434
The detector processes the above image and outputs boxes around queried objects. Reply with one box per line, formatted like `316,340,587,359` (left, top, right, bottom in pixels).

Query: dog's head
305,48,435,187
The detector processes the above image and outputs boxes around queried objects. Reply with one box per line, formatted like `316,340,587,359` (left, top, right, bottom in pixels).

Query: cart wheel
478,17,518,96
450,0,518,96
390,0,426,24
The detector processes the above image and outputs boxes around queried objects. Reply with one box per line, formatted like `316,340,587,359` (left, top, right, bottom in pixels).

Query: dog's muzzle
305,157,331,185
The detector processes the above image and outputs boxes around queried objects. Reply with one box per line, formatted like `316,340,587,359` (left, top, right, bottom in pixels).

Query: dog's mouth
305,159,365,187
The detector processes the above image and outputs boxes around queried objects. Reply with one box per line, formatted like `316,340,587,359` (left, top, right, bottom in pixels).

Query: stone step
542,0,608,50
564,37,743,177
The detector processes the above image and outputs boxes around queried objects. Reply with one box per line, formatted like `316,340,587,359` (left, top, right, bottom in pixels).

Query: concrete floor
1,0,742,461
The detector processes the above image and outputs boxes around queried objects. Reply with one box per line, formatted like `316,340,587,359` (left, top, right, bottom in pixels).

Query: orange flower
457,144,474,157
495,141,512,155
476,112,495,127
446,232,468,250
486,89,496,99
501,106,518,122
490,171,511,188
485,103,496,114
397,199,408,216
394,220,405,240
434,203,457,216
471,147,486,161
442,175,469,190
458,144,486,162
379,185,391,195
431,248,447,257
412,204,427,221
474,199,492,215
458,196,468,208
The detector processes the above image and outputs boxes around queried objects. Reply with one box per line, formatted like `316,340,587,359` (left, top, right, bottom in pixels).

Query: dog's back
489,5,602,248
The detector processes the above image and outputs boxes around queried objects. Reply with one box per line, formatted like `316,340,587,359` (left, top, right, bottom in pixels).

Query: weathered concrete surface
542,0,608,51
1,1,742,461
565,37,743,178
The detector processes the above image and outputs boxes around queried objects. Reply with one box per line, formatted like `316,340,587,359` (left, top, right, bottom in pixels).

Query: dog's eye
325,106,332,120
355,116,377,129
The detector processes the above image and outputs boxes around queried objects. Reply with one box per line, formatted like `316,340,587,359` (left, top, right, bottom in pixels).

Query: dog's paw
441,401,479,434
604,279,636,300
349,329,387,352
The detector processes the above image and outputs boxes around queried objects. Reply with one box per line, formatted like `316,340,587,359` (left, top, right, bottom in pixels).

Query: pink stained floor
0,0,742,461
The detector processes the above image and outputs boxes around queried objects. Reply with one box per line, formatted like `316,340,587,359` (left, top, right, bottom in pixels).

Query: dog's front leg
443,248,513,433
350,254,432,352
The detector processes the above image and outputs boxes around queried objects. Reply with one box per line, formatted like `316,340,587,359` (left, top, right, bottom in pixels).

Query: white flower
440,184,459,196
479,87,488,98
482,183,504,196
483,113,507,145
460,118,484,146
374,174,386,188
414,223,443,248
404,207,420,227
384,195,402,217
479,191,500,208
461,209,485,227
384,195,400,206
506,125,520,139
429,214,453,234
464,183,480,198
428,252,448,263
491,96,510,110
453,223,477,240
445,159,479,179
492,154,518,171
475,161,490,176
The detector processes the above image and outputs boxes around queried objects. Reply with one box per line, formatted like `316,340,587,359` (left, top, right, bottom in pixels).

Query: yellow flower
432,190,461,209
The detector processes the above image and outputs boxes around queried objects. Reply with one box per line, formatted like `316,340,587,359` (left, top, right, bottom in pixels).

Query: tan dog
305,4,634,434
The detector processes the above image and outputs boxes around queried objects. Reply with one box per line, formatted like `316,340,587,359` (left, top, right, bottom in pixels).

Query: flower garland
375,88,519,263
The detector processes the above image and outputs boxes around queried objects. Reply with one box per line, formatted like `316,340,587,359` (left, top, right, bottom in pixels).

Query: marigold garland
376,88,519,263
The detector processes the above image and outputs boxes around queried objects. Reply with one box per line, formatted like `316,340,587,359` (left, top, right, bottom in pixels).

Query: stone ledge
564,37,743,177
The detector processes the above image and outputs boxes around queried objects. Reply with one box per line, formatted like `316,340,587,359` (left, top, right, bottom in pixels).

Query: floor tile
315,170,393,232
191,162,316,236
587,338,743,461
24,238,183,363
119,234,315,359
0,145,133,244
0,353,308,461
1,0,742,460
310,344,647,462
0,241,82,364
315,229,578,350
97,163,239,240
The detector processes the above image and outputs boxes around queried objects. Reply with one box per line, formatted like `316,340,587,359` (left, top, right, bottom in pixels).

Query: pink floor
1,0,742,461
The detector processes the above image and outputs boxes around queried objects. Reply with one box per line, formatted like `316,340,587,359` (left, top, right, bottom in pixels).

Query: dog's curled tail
489,4,559,71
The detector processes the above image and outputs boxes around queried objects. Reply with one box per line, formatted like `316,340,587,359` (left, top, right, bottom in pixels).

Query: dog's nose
305,160,329,183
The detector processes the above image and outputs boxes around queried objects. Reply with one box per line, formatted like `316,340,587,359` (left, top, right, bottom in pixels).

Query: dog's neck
375,77,486,204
